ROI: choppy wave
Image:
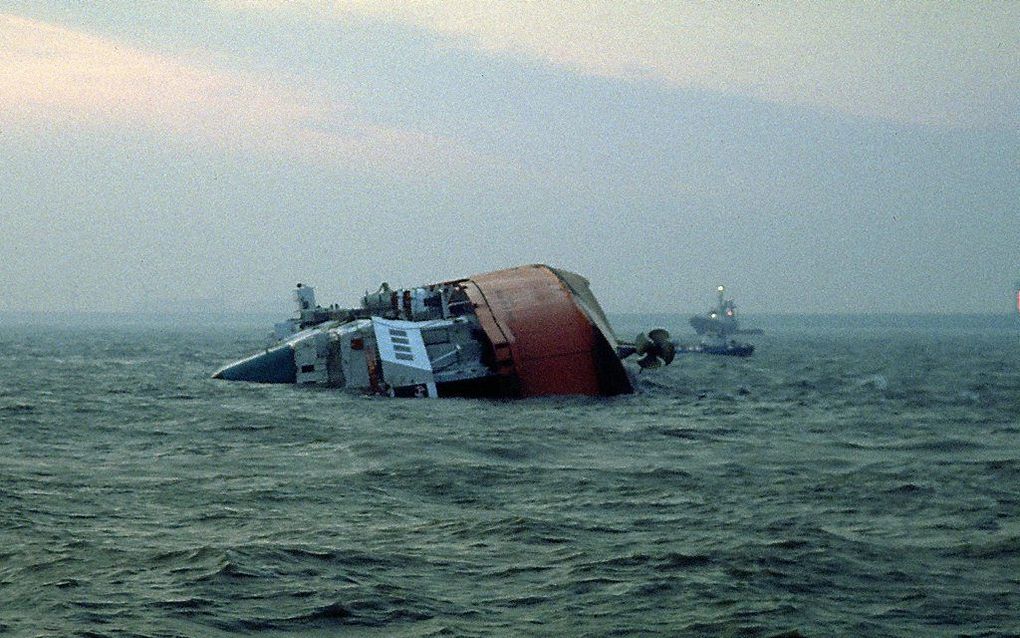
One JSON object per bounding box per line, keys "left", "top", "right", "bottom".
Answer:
{"left": 1, "top": 317, "right": 1018, "bottom": 636}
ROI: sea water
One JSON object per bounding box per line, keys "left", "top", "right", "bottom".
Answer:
{"left": 2, "top": 313, "right": 1018, "bottom": 637}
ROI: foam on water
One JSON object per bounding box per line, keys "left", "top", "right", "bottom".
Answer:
{"left": 1, "top": 315, "right": 1019, "bottom": 637}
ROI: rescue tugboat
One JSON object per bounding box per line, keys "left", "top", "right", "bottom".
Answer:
{"left": 213, "top": 264, "right": 674, "bottom": 398}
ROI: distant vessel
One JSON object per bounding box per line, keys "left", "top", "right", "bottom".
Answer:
{"left": 680, "top": 285, "right": 757, "bottom": 357}
{"left": 677, "top": 338, "right": 754, "bottom": 357}
{"left": 689, "top": 285, "right": 760, "bottom": 336}
{"left": 212, "top": 264, "right": 675, "bottom": 398}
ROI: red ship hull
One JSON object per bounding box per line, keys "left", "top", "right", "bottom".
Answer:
{"left": 462, "top": 264, "right": 632, "bottom": 397}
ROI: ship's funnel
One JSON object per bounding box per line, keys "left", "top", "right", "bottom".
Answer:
{"left": 635, "top": 329, "right": 675, "bottom": 369}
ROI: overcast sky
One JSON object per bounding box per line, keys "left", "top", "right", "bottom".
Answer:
{"left": 2, "top": 2, "right": 1017, "bottom": 314}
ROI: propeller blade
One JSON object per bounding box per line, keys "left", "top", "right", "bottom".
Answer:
{"left": 634, "top": 328, "right": 674, "bottom": 369}
{"left": 647, "top": 328, "right": 670, "bottom": 343}
{"left": 659, "top": 340, "right": 676, "bottom": 366}
{"left": 649, "top": 329, "right": 675, "bottom": 365}
{"left": 636, "top": 353, "right": 663, "bottom": 369}
{"left": 635, "top": 331, "right": 651, "bottom": 354}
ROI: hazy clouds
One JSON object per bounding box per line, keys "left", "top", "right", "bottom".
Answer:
{"left": 2, "top": 2, "right": 1017, "bottom": 314}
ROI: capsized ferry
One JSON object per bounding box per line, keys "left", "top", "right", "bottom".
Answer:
{"left": 213, "top": 264, "right": 674, "bottom": 398}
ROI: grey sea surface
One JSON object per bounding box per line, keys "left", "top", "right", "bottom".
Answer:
{"left": 2, "top": 313, "right": 1019, "bottom": 637}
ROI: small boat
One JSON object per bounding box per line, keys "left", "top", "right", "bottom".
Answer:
{"left": 678, "top": 338, "right": 754, "bottom": 357}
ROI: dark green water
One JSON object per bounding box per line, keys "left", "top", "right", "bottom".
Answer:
{"left": 2, "top": 315, "right": 1019, "bottom": 637}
